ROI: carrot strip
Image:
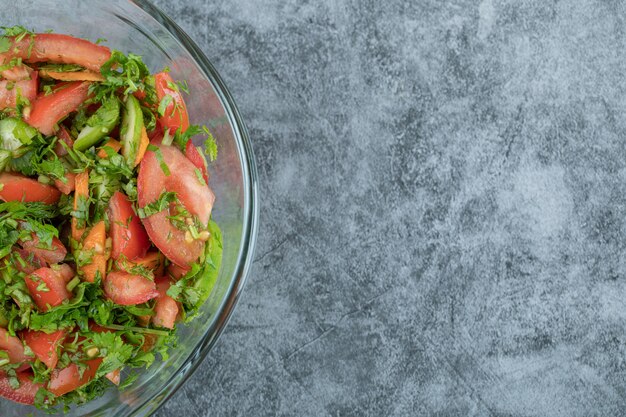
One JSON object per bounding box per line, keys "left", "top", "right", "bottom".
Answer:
{"left": 80, "top": 221, "right": 108, "bottom": 283}
{"left": 39, "top": 69, "right": 105, "bottom": 82}
{"left": 97, "top": 138, "right": 122, "bottom": 158}
{"left": 71, "top": 171, "right": 89, "bottom": 241}
{"left": 133, "top": 127, "right": 150, "bottom": 167}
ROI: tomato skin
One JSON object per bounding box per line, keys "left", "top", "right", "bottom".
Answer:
{"left": 26, "top": 81, "right": 91, "bottom": 136}
{"left": 167, "top": 263, "right": 189, "bottom": 280}
{"left": 48, "top": 358, "right": 102, "bottom": 397}
{"left": 185, "top": 140, "right": 209, "bottom": 184}
{"left": 138, "top": 144, "right": 215, "bottom": 267}
{"left": 0, "top": 371, "right": 42, "bottom": 405}
{"left": 0, "top": 328, "right": 28, "bottom": 365}
{"left": 154, "top": 72, "right": 189, "bottom": 134}
{"left": 12, "top": 248, "right": 45, "bottom": 274}
{"left": 24, "top": 267, "right": 70, "bottom": 312}
{"left": 20, "top": 234, "right": 67, "bottom": 265}
{"left": 0, "top": 173, "right": 61, "bottom": 204}
{"left": 0, "top": 34, "right": 111, "bottom": 73}
{"left": 1, "top": 64, "right": 33, "bottom": 81}
{"left": 152, "top": 277, "right": 179, "bottom": 329}
{"left": 0, "top": 72, "right": 38, "bottom": 110}
{"left": 103, "top": 271, "right": 159, "bottom": 305}
{"left": 54, "top": 263, "right": 75, "bottom": 283}
{"left": 108, "top": 192, "right": 150, "bottom": 260}
{"left": 21, "top": 329, "right": 65, "bottom": 370}
{"left": 54, "top": 172, "right": 76, "bottom": 195}
{"left": 54, "top": 126, "right": 74, "bottom": 157}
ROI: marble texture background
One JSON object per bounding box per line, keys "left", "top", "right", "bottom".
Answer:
{"left": 152, "top": 0, "right": 626, "bottom": 415}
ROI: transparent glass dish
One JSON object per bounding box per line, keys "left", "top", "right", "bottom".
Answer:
{"left": 0, "top": 1, "right": 258, "bottom": 415}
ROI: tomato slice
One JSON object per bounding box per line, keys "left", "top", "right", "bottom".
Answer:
{"left": 0, "top": 173, "right": 61, "bottom": 204}
{"left": 12, "top": 248, "right": 45, "bottom": 274}
{"left": 167, "top": 263, "right": 189, "bottom": 280}
{"left": 21, "top": 329, "right": 65, "bottom": 370}
{"left": 24, "top": 267, "right": 70, "bottom": 312}
{"left": 0, "top": 72, "right": 38, "bottom": 110}
{"left": 154, "top": 72, "right": 189, "bottom": 134}
{"left": 26, "top": 81, "right": 91, "bottom": 136}
{"left": 103, "top": 271, "right": 158, "bottom": 305}
{"left": 54, "top": 172, "right": 76, "bottom": 195}
{"left": 53, "top": 263, "right": 75, "bottom": 283}
{"left": 108, "top": 191, "right": 150, "bottom": 260}
{"left": 0, "top": 328, "right": 28, "bottom": 365}
{"left": 0, "top": 371, "right": 43, "bottom": 405}
{"left": 53, "top": 125, "right": 74, "bottom": 156}
{"left": 185, "top": 140, "right": 209, "bottom": 184}
{"left": 48, "top": 358, "right": 102, "bottom": 397}
{"left": 20, "top": 234, "right": 67, "bottom": 265}
{"left": 1, "top": 64, "right": 33, "bottom": 81}
{"left": 79, "top": 221, "right": 108, "bottom": 283}
{"left": 137, "top": 144, "right": 215, "bottom": 267}
{"left": 152, "top": 277, "right": 179, "bottom": 329}
{"left": 0, "top": 34, "right": 111, "bottom": 73}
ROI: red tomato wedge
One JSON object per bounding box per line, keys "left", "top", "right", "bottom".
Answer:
{"left": 53, "top": 263, "right": 75, "bottom": 283}
{"left": 167, "top": 263, "right": 189, "bottom": 280}
{"left": 152, "top": 277, "right": 179, "bottom": 329}
{"left": 20, "top": 234, "right": 67, "bottom": 265}
{"left": 26, "top": 81, "right": 91, "bottom": 135}
{"left": 106, "top": 369, "right": 121, "bottom": 385}
{"left": 86, "top": 324, "right": 122, "bottom": 385}
{"left": 54, "top": 126, "right": 74, "bottom": 157}
{"left": 103, "top": 271, "right": 158, "bottom": 306}
{"left": 0, "top": 72, "right": 37, "bottom": 110}
{"left": 48, "top": 358, "right": 102, "bottom": 397}
{"left": 154, "top": 72, "right": 189, "bottom": 134}
{"left": 185, "top": 140, "right": 209, "bottom": 184}
{"left": 12, "top": 248, "right": 44, "bottom": 274}
{"left": 1, "top": 64, "right": 33, "bottom": 81}
{"left": 21, "top": 329, "right": 65, "bottom": 369}
{"left": 108, "top": 191, "right": 150, "bottom": 260}
{"left": 0, "top": 328, "right": 29, "bottom": 365}
{"left": 80, "top": 221, "right": 108, "bottom": 283}
{"left": 0, "top": 34, "right": 111, "bottom": 73}
{"left": 0, "top": 173, "right": 61, "bottom": 204}
{"left": 54, "top": 172, "right": 77, "bottom": 195}
{"left": 0, "top": 371, "right": 43, "bottom": 405}
{"left": 138, "top": 144, "right": 215, "bottom": 267}
{"left": 24, "top": 267, "right": 70, "bottom": 312}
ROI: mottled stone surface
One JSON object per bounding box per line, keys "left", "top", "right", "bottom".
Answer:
{"left": 152, "top": 0, "right": 626, "bottom": 416}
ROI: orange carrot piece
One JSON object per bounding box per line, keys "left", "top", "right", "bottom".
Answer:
{"left": 71, "top": 171, "right": 89, "bottom": 241}
{"left": 39, "top": 69, "right": 105, "bottom": 82}
{"left": 97, "top": 138, "right": 122, "bottom": 158}
{"left": 80, "top": 221, "right": 108, "bottom": 283}
{"left": 133, "top": 127, "right": 149, "bottom": 167}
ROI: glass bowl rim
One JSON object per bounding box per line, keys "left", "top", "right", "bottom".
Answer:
{"left": 125, "top": 0, "right": 259, "bottom": 415}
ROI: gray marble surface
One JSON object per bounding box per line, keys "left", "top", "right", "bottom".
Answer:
{"left": 152, "top": 0, "right": 626, "bottom": 416}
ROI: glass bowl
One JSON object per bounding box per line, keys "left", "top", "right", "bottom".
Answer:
{"left": 0, "top": 1, "right": 258, "bottom": 415}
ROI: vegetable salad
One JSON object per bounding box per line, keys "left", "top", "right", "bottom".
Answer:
{"left": 0, "top": 26, "right": 222, "bottom": 410}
